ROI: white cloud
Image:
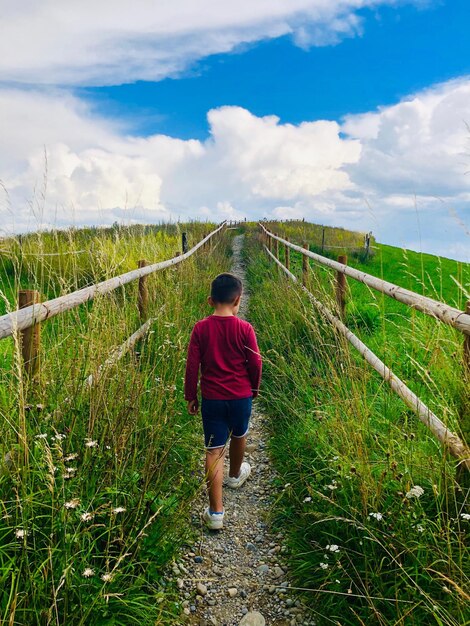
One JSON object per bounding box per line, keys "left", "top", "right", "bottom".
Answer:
{"left": 1, "top": 76, "right": 469, "bottom": 262}
{"left": 0, "top": 0, "right": 421, "bottom": 86}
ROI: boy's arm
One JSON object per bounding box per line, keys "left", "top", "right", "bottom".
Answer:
{"left": 184, "top": 325, "right": 201, "bottom": 403}
{"left": 245, "top": 325, "right": 262, "bottom": 398}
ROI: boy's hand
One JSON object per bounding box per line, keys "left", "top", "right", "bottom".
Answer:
{"left": 187, "top": 400, "right": 199, "bottom": 415}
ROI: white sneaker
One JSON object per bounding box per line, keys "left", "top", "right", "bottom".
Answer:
{"left": 226, "top": 462, "right": 251, "bottom": 489}
{"left": 203, "top": 507, "right": 224, "bottom": 530}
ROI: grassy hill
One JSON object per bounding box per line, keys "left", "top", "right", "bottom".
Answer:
{"left": 0, "top": 219, "right": 468, "bottom": 625}
{"left": 248, "top": 221, "right": 469, "bottom": 626}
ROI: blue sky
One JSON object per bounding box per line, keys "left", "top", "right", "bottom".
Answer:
{"left": 84, "top": 1, "right": 470, "bottom": 139}
{"left": 0, "top": 0, "right": 469, "bottom": 261}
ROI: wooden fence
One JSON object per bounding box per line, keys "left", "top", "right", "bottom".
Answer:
{"left": 259, "top": 223, "right": 470, "bottom": 470}
{"left": 1, "top": 222, "right": 227, "bottom": 375}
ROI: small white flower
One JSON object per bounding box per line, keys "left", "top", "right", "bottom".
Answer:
{"left": 283, "top": 483, "right": 291, "bottom": 489}
{"left": 82, "top": 568, "right": 95, "bottom": 578}
{"left": 327, "top": 483, "right": 338, "bottom": 491}
{"left": 65, "top": 467, "right": 77, "bottom": 474}
{"left": 85, "top": 440, "right": 98, "bottom": 448}
{"left": 64, "top": 498, "right": 80, "bottom": 510}
{"left": 64, "top": 453, "right": 78, "bottom": 462}
{"left": 35, "top": 433, "right": 48, "bottom": 440}
{"left": 460, "top": 513, "right": 470, "bottom": 521}
{"left": 15, "top": 528, "right": 26, "bottom": 539}
{"left": 416, "top": 525, "right": 424, "bottom": 533}
{"left": 54, "top": 433, "right": 66, "bottom": 441}
{"left": 113, "top": 507, "right": 126, "bottom": 514}
{"left": 319, "top": 562, "right": 329, "bottom": 570}
{"left": 101, "top": 573, "right": 114, "bottom": 582}
{"left": 405, "top": 485, "right": 424, "bottom": 499}
{"left": 303, "top": 496, "right": 312, "bottom": 503}
{"left": 326, "top": 544, "right": 340, "bottom": 553}
{"left": 369, "top": 512, "right": 383, "bottom": 521}
{"left": 81, "top": 512, "right": 94, "bottom": 522}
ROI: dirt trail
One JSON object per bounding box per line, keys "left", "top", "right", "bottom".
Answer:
{"left": 174, "top": 234, "right": 314, "bottom": 626}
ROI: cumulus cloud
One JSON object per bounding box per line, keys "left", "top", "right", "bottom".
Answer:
{"left": 342, "top": 78, "right": 470, "bottom": 196}
{"left": 0, "top": 0, "right": 422, "bottom": 86}
{"left": 0, "top": 88, "right": 361, "bottom": 233}
{"left": 1, "top": 76, "right": 469, "bottom": 261}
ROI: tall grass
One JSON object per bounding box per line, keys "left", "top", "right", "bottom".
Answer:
{"left": 246, "top": 230, "right": 469, "bottom": 626}
{"left": 0, "top": 222, "right": 230, "bottom": 624}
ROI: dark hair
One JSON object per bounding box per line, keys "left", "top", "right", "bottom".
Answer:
{"left": 210, "top": 273, "right": 243, "bottom": 304}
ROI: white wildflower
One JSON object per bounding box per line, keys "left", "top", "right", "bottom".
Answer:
{"left": 81, "top": 512, "right": 95, "bottom": 522}
{"left": 303, "top": 496, "right": 312, "bottom": 503}
{"left": 64, "top": 453, "right": 78, "bottom": 462}
{"left": 416, "top": 525, "right": 424, "bottom": 533}
{"left": 101, "top": 573, "right": 114, "bottom": 582}
{"left": 15, "top": 528, "right": 26, "bottom": 539}
{"left": 35, "top": 433, "right": 48, "bottom": 440}
{"left": 113, "top": 507, "right": 126, "bottom": 514}
{"left": 327, "top": 483, "right": 338, "bottom": 491}
{"left": 319, "top": 562, "right": 329, "bottom": 570}
{"left": 65, "top": 467, "right": 77, "bottom": 475}
{"left": 369, "top": 512, "right": 383, "bottom": 521}
{"left": 64, "top": 498, "right": 80, "bottom": 510}
{"left": 460, "top": 513, "right": 470, "bottom": 521}
{"left": 326, "top": 544, "right": 340, "bottom": 553}
{"left": 82, "top": 568, "right": 95, "bottom": 578}
{"left": 85, "top": 440, "right": 98, "bottom": 448}
{"left": 54, "top": 433, "right": 66, "bottom": 441}
{"left": 405, "top": 485, "right": 424, "bottom": 499}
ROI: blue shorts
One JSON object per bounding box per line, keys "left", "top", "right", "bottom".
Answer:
{"left": 201, "top": 397, "right": 252, "bottom": 449}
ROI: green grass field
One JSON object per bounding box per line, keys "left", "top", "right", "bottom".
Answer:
{"left": 0, "top": 220, "right": 468, "bottom": 625}
{"left": 248, "top": 222, "right": 469, "bottom": 625}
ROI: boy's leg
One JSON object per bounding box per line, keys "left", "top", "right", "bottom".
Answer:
{"left": 205, "top": 447, "right": 226, "bottom": 513}
{"left": 228, "top": 435, "right": 246, "bottom": 478}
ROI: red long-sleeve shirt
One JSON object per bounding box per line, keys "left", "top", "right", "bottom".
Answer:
{"left": 184, "top": 315, "right": 262, "bottom": 401}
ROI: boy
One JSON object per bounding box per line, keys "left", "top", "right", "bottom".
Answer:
{"left": 184, "top": 273, "right": 262, "bottom": 530}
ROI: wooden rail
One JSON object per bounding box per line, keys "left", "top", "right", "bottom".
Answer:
{"left": 263, "top": 244, "right": 470, "bottom": 470}
{"left": 0, "top": 222, "right": 226, "bottom": 340}
{"left": 259, "top": 224, "right": 470, "bottom": 336}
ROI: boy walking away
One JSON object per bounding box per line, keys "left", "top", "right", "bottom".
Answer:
{"left": 185, "top": 273, "right": 262, "bottom": 530}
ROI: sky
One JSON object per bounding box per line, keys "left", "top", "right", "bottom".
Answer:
{"left": 0, "top": 0, "right": 469, "bottom": 261}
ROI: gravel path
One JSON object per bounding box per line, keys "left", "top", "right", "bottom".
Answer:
{"left": 174, "top": 235, "right": 315, "bottom": 626}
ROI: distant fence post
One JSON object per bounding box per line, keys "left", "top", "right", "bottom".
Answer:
{"left": 285, "top": 237, "right": 290, "bottom": 271}
{"left": 274, "top": 235, "right": 279, "bottom": 259}
{"left": 336, "top": 255, "right": 347, "bottom": 318}
{"left": 18, "top": 289, "right": 41, "bottom": 377}
{"left": 321, "top": 228, "right": 325, "bottom": 254}
{"left": 182, "top": 232, "right": 188, "bottom": 254}
{"left": 364, "top": 232, "right": 372, "bottom": 260}
{"left": 137, "top": 260, "right": 149, "bottom": 321}
{"left": 267, "top": 232, "right": 272, "bottom": 252}
{"left": 302, "top": 241, "right": 309, "bottom": 286}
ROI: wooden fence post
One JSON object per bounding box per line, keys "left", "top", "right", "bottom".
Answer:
{"left": 274, "top": 236, "right": 279, "bottom": 259}
{"left": 182, "top": 232, "right": 188, "bottom": 254}
{"left": 285, "top": 237, "right": 290, "bottom": 271}
{"left": 18, "top": 289, "right": 41, "bottom": 377}
{"left": 302, "top": 241, "right": 309, "bottom": 286}
{"left": 268, "top": 232, "right": 272, "bottom": 252}
{"left": 137, "top": 260, "right": 148, "bottom": 321}
{"left": 336, "top": 255, "right": 347, "bottom": 318}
